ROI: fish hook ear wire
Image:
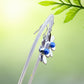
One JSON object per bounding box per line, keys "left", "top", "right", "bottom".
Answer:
{"left": 18, "top": 14, "right": 54, "bottom": 84}
{"left": 34, "top": 24, "right": 49, "bottom": 41}
{"left": 33, "top": 24, "right": 43, "bottom": 35}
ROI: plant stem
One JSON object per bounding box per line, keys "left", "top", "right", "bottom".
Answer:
{"left": 67, "top": 0, "right": 72, "bottom": 5}
{"left": 78, "top": 0, "right": 83, "bottom": 7}
{"left": 55, "top": 2, "right": 84, "bottom": 9}
{"left": 60, "top": 0, "right": 64, "bottom": 3}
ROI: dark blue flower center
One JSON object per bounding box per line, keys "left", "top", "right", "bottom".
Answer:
{"left": 43, "top": 48, "right": 50, "bottom": 55}
{"left": 50, "top": 42, "right": 55, "bottom": 48}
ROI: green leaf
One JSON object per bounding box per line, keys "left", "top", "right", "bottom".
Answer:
{"left": 51, "top": 4, "right": 62, "bottom": 10}
{"left": 73, "top": 0, "right": 80, "bottom": 6}
{"left": 64, "top": 7, "right": 80, "bottom": 23}
{"left": 54, "top": 5, "right": 70, "bottom": 15}
{"left": 39, "top": 1, "right": 57, "bottom": 6}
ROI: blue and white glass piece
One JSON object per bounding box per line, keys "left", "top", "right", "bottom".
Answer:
{"left": 39, "top": 35, "right": 56, "bottom": 64}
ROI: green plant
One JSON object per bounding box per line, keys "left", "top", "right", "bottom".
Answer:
{"left": 39, "top": 0, "right": 84, "bottom": 23}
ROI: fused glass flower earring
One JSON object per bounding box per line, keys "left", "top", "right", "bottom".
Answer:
{"left": 39, "top": 35, "right": 56, "bottom": 64}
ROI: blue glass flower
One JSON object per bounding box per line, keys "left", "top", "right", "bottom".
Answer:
{"left": 39, "top": 36, "right": 56, "bottom": 64}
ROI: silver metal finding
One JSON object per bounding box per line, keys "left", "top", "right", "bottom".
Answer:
{"left": 33, "top": 24, "right": 43, "bottom": 35}
{"left": 34, "top": 25, "right": 50, "bottom": 42}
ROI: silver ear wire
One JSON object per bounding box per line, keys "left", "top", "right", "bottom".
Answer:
{"left": 33, "top": 24, "right": 43, "bottom": 35}
{"left": 43, "top": 25, "right": 48, "bottom": 36}
{"left": 34, "top": 25, "right": 49, "bottom": 42}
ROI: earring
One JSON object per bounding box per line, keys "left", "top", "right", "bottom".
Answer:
{"left": 39, "top": 34, "right": 56, "bottom": 64}
{"left": 18, "top": 14, "right": 55, "bottom": 84}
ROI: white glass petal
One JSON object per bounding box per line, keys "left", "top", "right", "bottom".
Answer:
{"left": 46, "top": 53, "right": 50, "bottom": 58}
{"left": 43, "top": 55, "right": 47, "bottom": 64}
{"left": 39, "top": 54, "right": 41, "bottom": 61}
{"left": 51, "top": 47, "right": 56, "bottom": 51}
{"left": 40, "top": 47, "right": 45, "bottom": 51}
{"left": 51, "top": 36, "right": 55, "bottom": 42}
{"left": 50, "top": 49, "right": 53, "bottom": 57}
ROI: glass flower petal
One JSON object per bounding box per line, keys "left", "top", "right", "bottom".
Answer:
{"left": 51, "top": 47, "right": 56, "bottom": 51}
{"left": 50, "top": 36, "right": 55, "bottom": 42}
{"left": 43, "top": 55, "right": 47, "bottom": 64}
{"left": 50, "top": 49, "right": 53, "bottom": 57}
